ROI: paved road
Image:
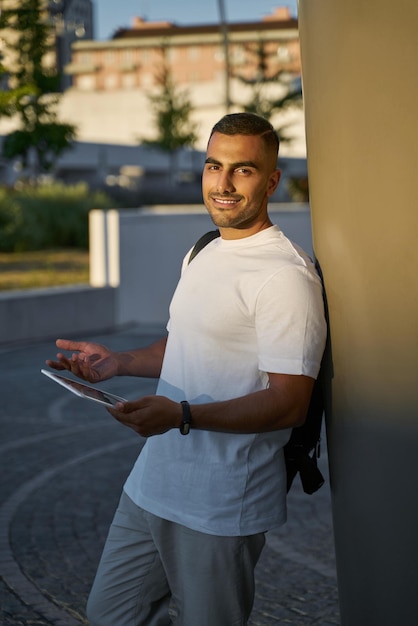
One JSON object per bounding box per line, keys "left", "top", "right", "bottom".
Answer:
{"left": 0, "top": 325, "right": 340, "bottom": 625}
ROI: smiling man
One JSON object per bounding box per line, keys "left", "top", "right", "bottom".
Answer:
{"left": 46, "top": 113, "right": 327, "bottom": 626}
{"left": 203, "top": 115, "right": 281, "bottom": 235}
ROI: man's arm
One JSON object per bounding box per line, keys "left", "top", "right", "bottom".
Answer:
{"left": 108, "top": 372, "right": 314, "bottom": 437}
{"left": 46, "top": 337, "right": 167, "bottom": 383}
{"left": 192, "top": 372, "right": 314, "bottom": 432}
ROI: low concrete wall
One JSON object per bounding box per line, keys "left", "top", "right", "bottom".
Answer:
{"left": 0, "top": 203, "right": 312, "bottom": 345}
{"left": 0, "top": 285, "right": 116, "bottom": 345}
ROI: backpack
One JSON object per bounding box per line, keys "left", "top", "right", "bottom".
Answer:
{"left": 188, "top": 229, "right": 328, "bottom": 495}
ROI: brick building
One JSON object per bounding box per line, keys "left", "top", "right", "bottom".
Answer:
{"left": 59, "top": 7, "right": 306, "bottom": 154}
{"left": 66, "top": 7, "right": 300, "bottom": 93}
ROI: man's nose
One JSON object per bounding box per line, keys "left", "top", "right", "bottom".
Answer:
{"left": 216, "top": 170, "right": 235, "bottom": 193}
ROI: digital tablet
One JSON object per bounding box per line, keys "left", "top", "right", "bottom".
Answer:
{"left": 41, "top": 368, "right": 126, "bottom": 407}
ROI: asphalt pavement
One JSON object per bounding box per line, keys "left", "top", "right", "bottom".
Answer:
{"left": 0, "top": 324, "right": 340, "bottom": 625}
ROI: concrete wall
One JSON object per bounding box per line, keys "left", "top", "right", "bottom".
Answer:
{"left": 0, "top": 204, "right": 312, "bottom": 345}
{"left": 299, "top": 1, "right": 418, "bottom": 624}
{"left": 0, "top": 286, "right": 116, "bottom": 345}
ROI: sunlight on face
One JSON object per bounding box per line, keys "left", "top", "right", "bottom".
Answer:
{"left": 202, "top": 133, "right": 281, "bottom": 237}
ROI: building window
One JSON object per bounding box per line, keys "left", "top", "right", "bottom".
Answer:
{"left": 142, "top": 49, "right": 151, "bottom": 63}
{"left": 277, "top": 46, "right": 290, "bottom": 61}
{"left": 123, "top": 49, "right": 133, "bottom": 62}
{"left": 78, "top": 74, "right": 95, "bottom": 90}
{"left": 166, "top": 47, "right": 177, "bottom": 61}
{"left": 188, "top": 46, "right": 200, "bottom": 60}
{"left": 104, "top": 74, "right": 118, "bottom": 89}
{"left": 122, "top": 73, "right": 136, "bottom": 89}
{"left": 106, "top": 50, "right": 116, "bottom": 64}
{"left": 231, "top": 45, "right": 246, "bottom": 66}
{"left": 80, "top": 52, "right": 92, "bottom": 65}
{"left": 141, "top": 72, "right": 153, "bottom": 87}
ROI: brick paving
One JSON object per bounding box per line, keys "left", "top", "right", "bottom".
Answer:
{"left": 0, "top": 326, "right": 340, "bottom": 625}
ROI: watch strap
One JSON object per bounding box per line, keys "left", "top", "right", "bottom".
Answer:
{"left": 180, "top": 400, "right": 192, "bottom": 435}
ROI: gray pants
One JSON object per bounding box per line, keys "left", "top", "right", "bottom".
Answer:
{"left": 86, "top": 491, "right": 265, "bottom": 626}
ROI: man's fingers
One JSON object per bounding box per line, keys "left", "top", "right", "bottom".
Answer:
{"left": 45, "top": 359, "right": 66, "bottom": 371}
{"left": 56, "top": 339, "right": 87, "bottom": 352}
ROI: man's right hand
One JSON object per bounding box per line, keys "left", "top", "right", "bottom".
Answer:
{"left": 46, "top": 339, "right": 119, "bottom": 383}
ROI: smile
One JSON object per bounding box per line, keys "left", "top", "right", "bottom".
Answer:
{"left": 210, "top": 196, "right": 241, "bottom": 206}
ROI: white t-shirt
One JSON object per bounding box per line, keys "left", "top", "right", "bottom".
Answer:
{"left": 124, "top": 225, "right": 327, "bottom": 536}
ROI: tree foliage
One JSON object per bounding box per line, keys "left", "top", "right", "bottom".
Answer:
{"left": 142, "top": 51, "right": 197, "bottom": 153}
{"left": 0, "top": 181, "right": 113, "bottom": 252}
{"left": 233, "top": 41, "right": 302, "bottom": 142}
{"left": 0, "top": 0, "right": 76, "bottom": 173}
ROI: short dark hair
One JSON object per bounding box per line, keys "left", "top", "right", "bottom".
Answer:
{"left": 209, "top": 112, "right": 280, "bottom": 155}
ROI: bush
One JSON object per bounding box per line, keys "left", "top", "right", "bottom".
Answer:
{"left": 0, "top": 182, "right": 114, "bottom": 252}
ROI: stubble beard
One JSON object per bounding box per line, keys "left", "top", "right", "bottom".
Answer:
{"left": 206, "top": 194, "right": 267, "bottom": 230}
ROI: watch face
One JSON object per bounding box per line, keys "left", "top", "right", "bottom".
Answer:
{"left": 180, "top": 422, "right": 191, "bottom": 435}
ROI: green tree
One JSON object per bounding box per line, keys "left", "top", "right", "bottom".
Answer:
{"left": 142, "top": 50, "right": 197, "bottom": 164}
{"left": 0, "top": 0, "right": 76, "bottom": 174}
{"left": 233, "top": 41, "right": 302, "bottom": 143}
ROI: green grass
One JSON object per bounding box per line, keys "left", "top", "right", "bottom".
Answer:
{"left": 0, "top": 249, "right": 89, "bottom": 291}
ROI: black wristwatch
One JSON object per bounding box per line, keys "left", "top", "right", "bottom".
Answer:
{"left": 180, "top": 400, "right": 192, "bottom": 435}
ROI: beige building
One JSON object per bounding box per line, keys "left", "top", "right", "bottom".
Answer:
{"left": 59, "top": 7, "right": 306, "bottom": 154}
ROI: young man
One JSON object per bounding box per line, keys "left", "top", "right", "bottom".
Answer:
{"left": 47, "top": 113, "right": 327, "bottom": 626}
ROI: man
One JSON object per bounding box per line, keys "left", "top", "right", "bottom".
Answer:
{"left": 47, "top": 113, "right": 327, "bottom": 626}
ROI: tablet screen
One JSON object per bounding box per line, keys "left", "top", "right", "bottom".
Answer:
{"left": 41, "top": 369, "right": 126, "bottom": 407}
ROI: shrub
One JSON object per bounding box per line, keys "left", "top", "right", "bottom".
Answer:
{"left": 0, "top": 182, "right": 114, "bottom": 252}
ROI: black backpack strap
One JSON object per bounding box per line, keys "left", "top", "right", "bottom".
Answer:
{"left": 188, "top": 230, "right": 220, "bottom": 264}
{"left": 283, "top": 258, "right": 330, "bottom": 494}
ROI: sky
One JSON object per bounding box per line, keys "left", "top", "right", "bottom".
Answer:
{"left": 95, "top": 1, "right": 299, "bottom": 40}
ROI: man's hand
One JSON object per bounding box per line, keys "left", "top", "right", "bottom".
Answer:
{"left": 108, "top": 396, "right": 182, "bottom": 438}
{"left": 46, "top": 339, "right": 119, "bottom": 383}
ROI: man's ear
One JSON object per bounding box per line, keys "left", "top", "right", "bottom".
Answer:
{"left": 267, "top": 169, "right": 281, "bottom": 197}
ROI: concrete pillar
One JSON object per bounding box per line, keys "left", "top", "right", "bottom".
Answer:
{"left": 298, "top": 1, "right": 418, "bottom": 624}
{"left": 89, "top": 209, "right": 120, "bottom": 287}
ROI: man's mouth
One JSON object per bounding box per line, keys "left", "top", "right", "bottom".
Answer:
{"left": 210, "top": 195, "right": 241, "bottom": 207}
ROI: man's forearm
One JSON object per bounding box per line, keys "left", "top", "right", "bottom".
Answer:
{"left": 115, "top": 337, "right": 167, "bottom": 379}
{"left": 189, "top": 391, "right": 302, "bottom": 433}
{"left": 109, "top": 372, "right": 314, "bottom": 438}
{"left": 186, "top": 374, "right": 314, "bottom": 434}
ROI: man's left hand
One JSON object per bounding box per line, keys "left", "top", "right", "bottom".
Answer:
{"left": 108, "top": 395, "right": 182, "bottom": 437}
